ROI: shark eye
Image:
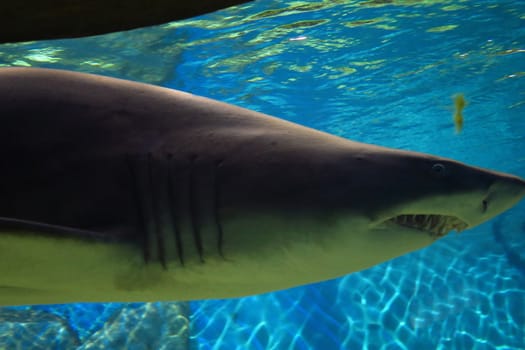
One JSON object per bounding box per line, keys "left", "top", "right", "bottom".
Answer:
{"left": 431, "top": 163, "right": 447, "bottom": 176}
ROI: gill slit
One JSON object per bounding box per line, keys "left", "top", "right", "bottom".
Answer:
{"left": 167, "top": 154, "right": 185, "bottom": 266}
{"left": 213, "top": 160, "right": 225, "bottom": 258}
{"left": 189, "top": 156, "right": 205, "bottom": 263}
{"left": 147, "top": 153, "right": 167, "bottom": 269}
{"left": 126, "top": 155, "right": 150, "bottom": 264}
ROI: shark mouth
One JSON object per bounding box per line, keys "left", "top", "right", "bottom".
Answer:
{"left": 387, "top": 214, "right": 469, "bottom": 237}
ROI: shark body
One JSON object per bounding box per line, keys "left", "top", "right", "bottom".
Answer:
{"left": 0, "top": 0, "right": 252, "bottom": 43}
{"left": 1, "top": 68, "right": 524, "bottom": 306}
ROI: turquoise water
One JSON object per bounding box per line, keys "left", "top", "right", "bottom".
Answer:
{"left": 1, "top": 0, "right": 524, "bottom": 349}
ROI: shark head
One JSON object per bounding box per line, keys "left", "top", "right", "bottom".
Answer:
{"left": 340, "top": 147, "right": 525, "bottom": 237}
{"left": 212, "top": 132, "right": 525, "bottom": 292}
{"left": 218, "top": 132, "right": 525, "bottom": 244}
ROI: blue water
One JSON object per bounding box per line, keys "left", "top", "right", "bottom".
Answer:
{"left": 1, "top": 0, "right": 524, "bottom": 349}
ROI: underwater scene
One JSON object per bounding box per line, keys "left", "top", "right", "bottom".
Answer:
{"left": 1, "top": 0, "right": 524, "bottom": 349}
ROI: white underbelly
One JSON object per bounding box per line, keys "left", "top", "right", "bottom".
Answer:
{"left": 0, "top": 219, "right": 434, "bottom": 306}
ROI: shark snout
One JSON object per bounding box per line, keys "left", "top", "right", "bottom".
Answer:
{"left": 459, "top": 172, "right": 525, "bottom": 230}
{"left": 483, "top": 174, "right": 525, "bottom": 216}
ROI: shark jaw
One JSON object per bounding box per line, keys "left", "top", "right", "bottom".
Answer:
{"left": 376, "top": 172, "right": 525, "bottom": 239}
{"left": 385, "top": 214, "right": 468, "bottom": 237}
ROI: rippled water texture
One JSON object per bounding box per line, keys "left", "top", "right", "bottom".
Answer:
{"left": 1, "top": 0, "right": 524, "bottom": 349}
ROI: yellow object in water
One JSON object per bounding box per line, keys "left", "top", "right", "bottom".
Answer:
{"left": 453, "top": 93, "right": 466, "bottom": 133}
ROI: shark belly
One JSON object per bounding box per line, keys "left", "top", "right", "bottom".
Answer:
{"left": 0, "top": 213, "right": 433, "bottom": 306}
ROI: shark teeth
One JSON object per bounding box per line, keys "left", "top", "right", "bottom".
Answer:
{"left": 387, "top": 214, "right": 468, "bottom": 237}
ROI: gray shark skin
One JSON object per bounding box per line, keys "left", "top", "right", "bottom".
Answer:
{"left": 0, "top": 0, "right": 252, "bottom": 43}
{"left": 1, "top": 67, "right": 524, "bottom": 306}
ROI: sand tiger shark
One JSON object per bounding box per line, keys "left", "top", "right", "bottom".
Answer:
{"left": 1, "top": 67, "right": 524, "bottom": 306}
{"left": 0, "top": 0, "right": 252, "bottom": 43}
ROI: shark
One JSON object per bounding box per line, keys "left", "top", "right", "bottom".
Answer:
{"left": 1, "top": 67, "right": 524, "bottom": 306}
{"left": 0, "top": 0, "right": 252, "bottom": 43}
